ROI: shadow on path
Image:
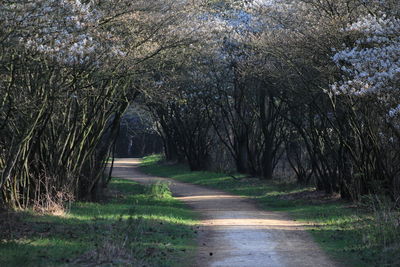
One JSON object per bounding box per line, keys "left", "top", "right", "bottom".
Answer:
{"left": 111, "top": 158, "right": 338, "bottom": 267}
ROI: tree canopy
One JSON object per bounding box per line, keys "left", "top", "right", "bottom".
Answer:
{"left": 1, "top": 0, "right": 399, "bottom": 208}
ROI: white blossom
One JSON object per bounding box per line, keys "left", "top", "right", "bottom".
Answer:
{"left": 331, "top": 13, "right": 400, "bottom": 117}
{"left": 1, "top": 0, "right": 124, "bottom": 66}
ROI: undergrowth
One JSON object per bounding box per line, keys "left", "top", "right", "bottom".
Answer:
{"left": 147, "top": 181, "right": 173, "bottom": 199}
{"left": 0, "top": 177, "right": 197, "bottom": 267}
{"left": 140, "top": 154, "right": 400, "bottom": 267}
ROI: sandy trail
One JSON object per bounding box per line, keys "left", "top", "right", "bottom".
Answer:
{"left": 111, "top": 158, "right": 338, "bottom": 267}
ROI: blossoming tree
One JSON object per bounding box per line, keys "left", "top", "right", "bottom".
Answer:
{"left": 0, "top": 0, "right": 197, "bottom": 208}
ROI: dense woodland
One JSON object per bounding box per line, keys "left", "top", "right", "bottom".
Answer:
{"left": 1, "top": 0, "right": 400, "bottom": 209}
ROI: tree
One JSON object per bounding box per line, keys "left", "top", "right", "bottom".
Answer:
{"left": 0, "top": 0, "right": 198, "bottom": 208}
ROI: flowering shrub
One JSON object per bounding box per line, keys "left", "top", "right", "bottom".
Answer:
{"left": 1, "top": 0, "right": 108, "bottom": 65}
{"left": 0, "top": 0, "right": 195, "bottom": 209}
{"left": 332, "top": 14, "right": 400, "bottom": 117}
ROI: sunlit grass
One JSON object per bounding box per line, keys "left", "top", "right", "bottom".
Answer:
{"left": 0, "top": 177, "right": 198, "bottom": 267}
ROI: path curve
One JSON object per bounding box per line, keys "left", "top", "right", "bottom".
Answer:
{"left": 111, "top": 158, "right": 338, "bottom": 267}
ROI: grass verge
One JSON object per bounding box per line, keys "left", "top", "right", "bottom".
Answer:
{"left": 0, "top": 178, "right": 197, "bottom": 267}
{"left": 140, "top": 154, "right": 399, "bottom": 267}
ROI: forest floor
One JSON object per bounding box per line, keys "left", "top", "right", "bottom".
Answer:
{"left": 0, "top": 173, "right": 197, "bottom": 266}
{"left": 1, "top": 157, "right": 395, "bottom": 266}
{"left": 112, "top": 158, "right": 338, "bottom": 267}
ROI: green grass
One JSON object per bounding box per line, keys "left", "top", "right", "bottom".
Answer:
{"left": 0, "top": 178, "right": 198, "bottom": 267}
{"left": 140, "top": 155, "right": 386, "bottom": 267}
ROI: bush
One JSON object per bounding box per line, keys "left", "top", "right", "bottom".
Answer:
{"left": 360, "top": 195, "right": 400, "bottom": 266}
{"left": 146, "top": 182, "right": 172, "bottom": 199}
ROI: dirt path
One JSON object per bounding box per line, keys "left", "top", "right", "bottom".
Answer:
{"left": 111, "top": 158, "right": 338, "bottom": 267}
